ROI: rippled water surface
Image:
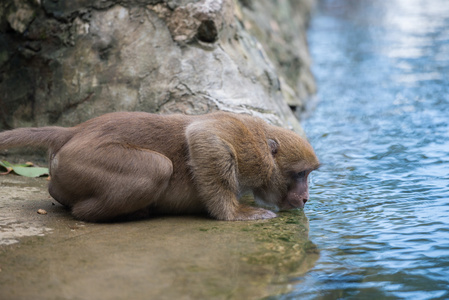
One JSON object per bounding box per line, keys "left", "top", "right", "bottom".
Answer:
{"left": 285, "top": 0, "right": 449, "bottom": 299}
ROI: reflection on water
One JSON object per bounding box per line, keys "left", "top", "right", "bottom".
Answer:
{"left": 285, "top": 0, "right": 449, "bottom": 298}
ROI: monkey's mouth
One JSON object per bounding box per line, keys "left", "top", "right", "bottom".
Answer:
{"left": 281, "top": 198, "right": 306, "bottom": 210}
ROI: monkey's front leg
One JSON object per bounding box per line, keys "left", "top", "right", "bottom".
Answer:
{"left": 186, "top": 126, "right": 276, "bottom": 221}
{"left": 196, "top": 186, "right": 276, "bottom": 221}
{"left": 195, "top": 169, "right": 277, "bottom": 221}
{"left": 231, "top": 200, "right": 277, "bottom": 221}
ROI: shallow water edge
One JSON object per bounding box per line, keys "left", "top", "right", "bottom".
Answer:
{"left": 0, "top": 176, "right": 318, "bottom": 300}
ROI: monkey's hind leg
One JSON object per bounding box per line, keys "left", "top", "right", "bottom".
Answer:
{"left": 53, "top": 144, "right": 173, "bottom": 222}
{"left": 186, "top": 125, "right": 276, "bottom": 221}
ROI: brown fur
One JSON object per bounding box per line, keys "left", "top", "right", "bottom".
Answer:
{"left": 0, "top": 112, "right": 319, "bottom": 222}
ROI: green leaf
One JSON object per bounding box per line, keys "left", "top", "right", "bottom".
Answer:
{"left": 10, "top": 166, "right": 49, "bottom": 177}
{"left": 0, "top": 161, "right": 13, "bottom": 175}
{"left": 0, "top": 160, "right": 49, "bottom": 177}
{"left": 0, "top": 160, "right": 12, "bottom": 168}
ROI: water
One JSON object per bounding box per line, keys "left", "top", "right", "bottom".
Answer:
{"left": 284, "top": 0, "right": 449, "bottom": 299}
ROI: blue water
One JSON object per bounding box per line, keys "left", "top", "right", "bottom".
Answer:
{"left": 285, "top": 0, "right": 449, "bottom": 299}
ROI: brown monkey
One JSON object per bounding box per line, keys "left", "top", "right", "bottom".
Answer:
{"left": 0, "top": 112, "right": 319, "bottom": 222}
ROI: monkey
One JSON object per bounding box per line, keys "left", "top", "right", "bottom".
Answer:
{"left": 0, "top": 112, "right": 320, "bottom": 222}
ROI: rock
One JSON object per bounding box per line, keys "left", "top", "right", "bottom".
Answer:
{"left": 0, "top": 0, "right": 316, "bottom": 136}
{"left": 238, "top": 0, "right": 317, "bottom": 110}
{"left": 37, "top": 208, "right": 47, "bottom": 215}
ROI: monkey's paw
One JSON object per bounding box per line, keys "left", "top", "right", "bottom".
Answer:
{"left": 232, "top": 206, "right": 277, "bottom": 221}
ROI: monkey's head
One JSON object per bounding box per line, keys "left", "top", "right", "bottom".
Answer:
{"left": 254, "top": 126, "right": 320, "bottom": 211}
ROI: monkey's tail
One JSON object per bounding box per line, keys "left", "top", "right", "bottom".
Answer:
{"left": 0, "top": 127, "right": 75, "bottom": 151}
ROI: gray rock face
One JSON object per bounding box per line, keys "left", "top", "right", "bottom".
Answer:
{"left": 0, "top": 0, "right": 315, "bottom": 134}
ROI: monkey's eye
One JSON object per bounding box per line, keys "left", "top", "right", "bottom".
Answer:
{"left": 293, "top": 171, "right": 307, "bottom": 180}
{"left": 297, "top": 171, "right": 307, "bottom": 177}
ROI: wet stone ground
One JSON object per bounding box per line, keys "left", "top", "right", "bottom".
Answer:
{"left": 0, "top": 176, "right": 318, "bottom": 300}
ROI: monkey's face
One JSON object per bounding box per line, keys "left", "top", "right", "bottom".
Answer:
{"left": 254, "top": 129, "right": 319, "bottom": 211}
{"left": 280, "top": 169, "right": 312, "bottom": 209}
{"left": 254, "top": 167, "right": 314, "bottom": 211}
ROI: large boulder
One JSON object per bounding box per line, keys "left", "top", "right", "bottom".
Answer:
{"left": 0, "top": 0, "right": 315, "bottom": 134}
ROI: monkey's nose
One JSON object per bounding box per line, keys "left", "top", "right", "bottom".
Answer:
{"left": 302, "top": 198, "right": 308, "bottom": 205}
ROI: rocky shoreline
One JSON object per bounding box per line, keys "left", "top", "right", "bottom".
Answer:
{"left": 0, "top": 0, "right": 316, "bottom": 134}
{"left": 0, "top": 1, "right": 319, "bottom": 298}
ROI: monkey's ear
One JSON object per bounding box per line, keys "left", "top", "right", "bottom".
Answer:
{"left": 267, "top": 139, "right": 279, "bottom": 156}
